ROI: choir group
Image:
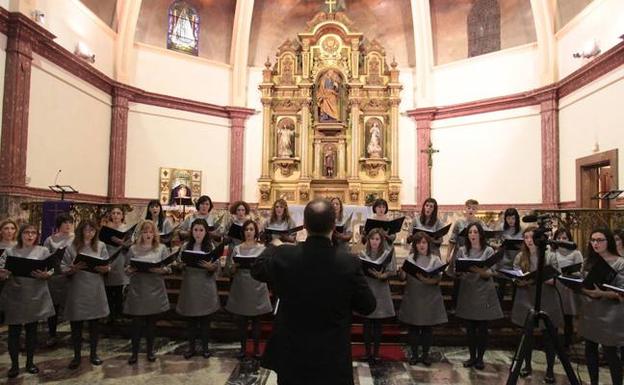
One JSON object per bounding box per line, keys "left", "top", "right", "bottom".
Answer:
{"left": 0, "top": 195, "right": 623, "bottom": 385}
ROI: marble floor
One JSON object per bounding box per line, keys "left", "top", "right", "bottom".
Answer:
{"left": 0, "top": 325, "right": 615, "bottom": 385}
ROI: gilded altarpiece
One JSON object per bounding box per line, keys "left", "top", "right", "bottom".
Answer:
{"left": 258, "top": 11, "right": 402, "bottom": 209}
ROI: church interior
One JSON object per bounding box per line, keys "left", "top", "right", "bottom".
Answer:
{"left": 0, "top": 0, "right": 623, "bottom": 384}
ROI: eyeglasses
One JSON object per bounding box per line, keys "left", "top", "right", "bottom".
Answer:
{"left": 590, "top": 238, "right": 607, "bottom": 243}
{"left": 23, "top": 230, "right": 38, "bottom": 235}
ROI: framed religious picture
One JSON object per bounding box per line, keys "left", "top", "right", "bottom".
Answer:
{"left": 159, "top": 168, "right": 202, "bottom": 206}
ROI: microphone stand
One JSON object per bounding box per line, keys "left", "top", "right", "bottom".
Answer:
{"left": 506, "top": 222, "right": 580, "bottom": 385}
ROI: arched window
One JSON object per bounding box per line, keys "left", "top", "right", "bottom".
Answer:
{"left": 167, "top": 1, "right": 200, "bottom": 56}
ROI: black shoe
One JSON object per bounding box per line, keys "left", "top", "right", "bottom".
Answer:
{"left": 253, "top": 352, "right": 262, "bottom": 360}
{"left": 68, "top": 357, "right": 81, "bottom": 370}
{"left": 544, "top": 373, "right": 555, "bottom": 384}
{"left": 147, "top": 352, "right": 156, "bottom": 362}
{"left": 421, "top": 354, "right": 432, "bottom": 367}
{"left": 201, "top": 350, "right": 212, "bottom": 359}
{"left": 128, "top": 354, "right": 138, "bottom": 365}
{"left": 473, "top": 360, "right": 485, "bottom": 370}
{"left": 520, "top": 366, "right": 532, "bottom": 377}
{"left": 235, "top": 349, "right": 246, "bottom": 359}
{"left": 370, "top": 355, "right": 382, "bottom": 365}
{"left": 26, "top": 364, "right": 39, "bottom": 374}
{"left": 463, "top": 358, "right": 477, "bottom": 368}
{"left": 408, "top": 355, "right": 420, "bottom": 366}
{"left": 46, "top": 336, "right": 58, "bottom": 348}
{"left": 7, "top": 366, "right": 19, "bottom": 378}
{"left": 90, "top": 355, "right": 103, "bottom": 366}
{"left": 183, "top": 350, "right": 196, "bottom": 360}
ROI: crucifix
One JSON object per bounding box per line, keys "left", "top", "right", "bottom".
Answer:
{"left": 325, "top": 0, "right": 337, "bottom": 13}
{"left": 420, "top": 142, "right": 439, "bottom": 192}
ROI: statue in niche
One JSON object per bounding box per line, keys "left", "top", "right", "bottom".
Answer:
{"left": 366, "top": 120, "right": 383, "bottom": 158}
{"left": 323, "top": 145, "right": 336, "bottom": 178}
{"left": 368, "top": 57, "right": 382, "bottom": 85}
{"left": 317, "top": 70, "right": 341, "bottom": 122}
{"left": 281, "top": 56, "right": 294, "bottom": 85}
{"left": 277, "top": 119, "right": 295, "bottom": 157}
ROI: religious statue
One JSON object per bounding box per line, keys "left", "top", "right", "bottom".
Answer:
{"left": 277, "top": 120, "right": 295, "bottom": 157}
{"left": 171, "top": 7, "right": 196, "bottom": 47}
{"left": 317, "top": 70, "right": 341, "bottom": 122}
{"left": 281, "top": 56, "right": 294, "bottom": 85}
{"left": 323, "top": 145, "right": 336, "bottom": 177}
{"left": 169, "top": 182, "right": 192, "bottom": 205}
{"left": 366, "top": 120, "right": 383, "bottom": 158}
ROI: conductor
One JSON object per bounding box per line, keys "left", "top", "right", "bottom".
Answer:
{"left": 252, "top": 198, "right": 376, "bottom": 385}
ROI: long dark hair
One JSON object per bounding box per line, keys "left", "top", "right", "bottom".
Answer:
{"left": 464, "top": 222, "right": 486, "bottom": 254}
{"left": 331, "top": 197, "right": 344, "bottom": 222}
{"left": 270, "top": 198, "right": 291, "bottom": 223}
{"left": 185, "top": 218, "right": 213, "bottom": 252}
{"left": 411, "top": 231, "right": 432, "bottom": 256}
{"left": 146, "top": 200, "right": 165, "bottom": 231}
{"left": 419, "top": 197, "right": 438, "bottom": 227}
{"left": 73, "top": 220, "right": 99, "bottom": 253}
{"left": 584, "top": 227, "right": 619, "bottom": 272}
{"left": 503, "top": 208, "right": 520, "bottom": 234}
{"left": 517, "top": 226, "right": 538, "bottom": 272}
{"left": 242, "top": 219, "right": 259, "bottom": 241}
{"left": 16, "top": 224, "right": 39, "bottom": 248}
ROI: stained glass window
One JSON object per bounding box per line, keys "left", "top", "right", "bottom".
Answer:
{"left": 167, "top": 1, "right": 200, "bottom": 56}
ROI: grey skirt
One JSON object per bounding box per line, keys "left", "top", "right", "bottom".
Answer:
{"left": 104, "top": 248, "right": 128, "bottom": 286}
{"left": 48, "top": 274, "right": 68, "bottom": 306}
{"left": 124, "top": 272, "right": 169, "bottom": 316}
{"left": 64, "top": 270, "right": 109, "bottom": 322}
{"left": 225, "top": 269, "right": 272, "bottom": 317}
{"left": 511, "top": 284, "right": 564, "bottom": 328}
{"left": 1, "top": 277, "right": 55, "bottom": 325}
{"left": 398, "top": 275, "right": 447, "bottom": 326}
{"left": 363, "top": 276, "right": 395, "bottom": 319}
{"left": 579, "top": 297, "right": 624, "bottom": 346}
{"left": 456, "top": 273, "right": 503, "bottom": 321}
{"left": 176, "top": 267, "right": 220, "bottom": 317}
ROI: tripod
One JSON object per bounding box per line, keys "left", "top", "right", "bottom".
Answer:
{"left": 506, "top": 224, "right": 580, "bottom": 385}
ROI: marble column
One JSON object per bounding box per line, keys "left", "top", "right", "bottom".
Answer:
{"left": 538, "top": 89, "right": 560, "bottom": 208}
{"left": 108, "top": 87, "right": 132, "bottom": 200}
{"left": 226, "top": 107, "right": 254, "bottom": 202}
{"left": 0, "top": 13, "right": 53, "bottom": 187}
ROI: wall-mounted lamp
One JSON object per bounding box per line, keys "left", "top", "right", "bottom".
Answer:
{"left": 572, "top": 39, "right": 601, "bottom": 59}
{"left": 32, "top": 10, "right": 45, "bottom": 25}
{"left": 74, "top": 41, "right": 95, "bottom": 64}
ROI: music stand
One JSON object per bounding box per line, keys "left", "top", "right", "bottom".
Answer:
{"left": 48, "top": 185, "right": 78, "bottom": 201}
{"left": 591, "top": 190, "right": 624, "bottom": 200}
{"left": 173, "top": 196, "right": 193, "bottom": 219}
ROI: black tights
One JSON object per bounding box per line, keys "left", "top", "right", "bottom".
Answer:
{"left": 522, "top": 328, "right": 557, "bottom": 376}
{"left": 130, "top": 315, "right": 157, "bottom": 356}
{"left": 466, "top": 320, "right": 488, "bottom": 362}
{"left": 408, "top": 326, "right": 432, "bottom": 358}
{"left": 363, "top": 319, "right": 383, "bottom": 357}
{"left": 105, "top": 285, "right": 124, "bottom": 322}
{"left": 585, "top": 340, "right": 622, "bottom": 385}
{"left": 70, "top": 320, "right": 100, "bottom": 359}
{"left": 47, "top": 305, "right": 60, "bottom": 337}
{"left": 237, "top": 316, "right": 261, "bottom": 354}
{"left": 8, "top": 323, "right": 38, "bottom": 368}
{"left": 186, "top": 316, "right": 211, "bottom": 352}
{"left": 563, "top": 315, "right": 575, "bottom": 348}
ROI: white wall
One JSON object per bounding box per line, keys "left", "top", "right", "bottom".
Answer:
{"left": 131, "top": 43, "right": 232, "bottom": 106}
{"left": 27, "top": 54, "right": 111, "bottom": 195}
{"left": 33, "top": 0, "right": 116, "bottom": 77}
{"left": 430, "top": 106, "right": 542, "bottom": 205}
{"left": 431, "top": 43, "right": 540, "bottom": 106}
{"left": 398, "top": 69, "right": 416, "bottom": 205}
{"left": 556, "top": 0, "right": 624, "bottom": 79}
{"left": 559, "top": 66, "right": 624, "bottom": 202}
{"left": 126, "top": 104, "right": 231, "bottom": 202}
{"left": 243, "top": 67, "right": 263, "bottom": 203}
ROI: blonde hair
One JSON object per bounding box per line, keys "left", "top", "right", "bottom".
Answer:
{"left": 135, "top": 220, "right": 161, "bottom": 250}
{"left": 516, "top": 225, "right": 538, "bottom": 272}
{"left": 0, "top": 219, "right": 18, "bottom": 242}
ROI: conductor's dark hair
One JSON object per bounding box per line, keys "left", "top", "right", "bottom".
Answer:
{"left": 195, "top": 195, "right": 214, "bottom": 212}
{"left": 372, "top": 198, "right": 388, "bottom": 214}
{"left": 54, "top": 213, "right": 73, "bottom": 230}
{"left": 304, "top": 199, "right": 335, "bottom": 235}
{"left": 503, "top": 208, "right": 520, "bottom": 235}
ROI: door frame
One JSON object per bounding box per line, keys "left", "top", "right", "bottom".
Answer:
{"left": 575, "top": 149, "right": 618, "bottom": 208}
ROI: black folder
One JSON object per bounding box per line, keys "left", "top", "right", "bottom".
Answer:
{"left": 501, "top": 238, "right": 524, "bottom": 251}
{"left": 556, "top": 275, "right": 585, "bottom": 291}
{"left": 497, "top": 265, "right": 559, "bottom": 282}
{"left": 233, "top": 253, "right": 259, "bottom": 269}
{"left": 359, "top": 250, "right": 393, "bottom": 277}
{"left": 227, "top": 223, "right": 244, "bottom": 241}
{"left": 99, "top": 224, "right": 136, "bottom": 246}
{"left": 74, "top": 248, "right": 123, "bottom": 273}
{"left": 335, "top": 224, "right": 347, "bottom": 234}
{"left": 264, "top": 225, "right": 304, "bottom": 236}
{"left": 411, "top": 223, "right": 451, "bottom": 239}
{"left": 584, "top": 258, "right": 617, "bottom": 289}
{"left": 181, "top": 242, "right": 225, "bottom": 268}
{"left": 603, "top": 283, "right": 624, "bottom": 295}
{"left": 130, "top": 250, "right": 178, "bottom": 272}
{"left": 455, "top": 250, "right": 503, "bottom": 272}
{"left": 4, "top": 251, "right": 63, "bottom": 277}
{"left": 364, "top": 217, "right": 405, "bottom": 235}
{"left": 560, "top": 262, "right": 582, "bottom": 275}
{"left": 402, "top": 259, "right": 448, "bottom": 278}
